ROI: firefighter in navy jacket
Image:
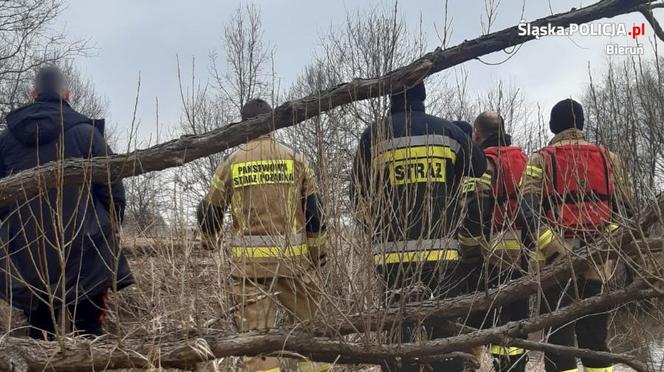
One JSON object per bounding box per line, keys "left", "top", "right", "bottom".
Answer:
{"left": 351, "top": 82, "right": 486, "bottom": 372}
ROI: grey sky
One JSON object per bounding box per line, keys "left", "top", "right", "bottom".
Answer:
{"left": 56, "top": 0, "right": 656, "bottom": 147}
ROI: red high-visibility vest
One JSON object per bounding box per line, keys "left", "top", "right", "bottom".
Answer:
{"left": 484, "top": 146, "right": 527, "bottom": 229}
{"left": 540, "top": 144, "right": 614, "bottom": 234}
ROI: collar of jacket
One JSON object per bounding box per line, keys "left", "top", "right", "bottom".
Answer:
{"left": 248, "top": 133, "right": 272, "bottom": 142}
{"left": 389, "top": 97, "right": 425, "bottom": 114}
{"left": 480, "top": 132, "right": 512, "bottom": 149}
{"left": 36, "top": 91, "right": 71, "bottom": 106}
{"left": 549, "top": 128, "right": 586, "bottom": 145}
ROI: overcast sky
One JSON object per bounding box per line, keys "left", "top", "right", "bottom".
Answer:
{"left": 55, "top": 0, "right": 658, "bottom": 147}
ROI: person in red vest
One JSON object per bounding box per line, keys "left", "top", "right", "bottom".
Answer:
{"left": 462, "top": 111, "right": 529, "bottom": 371}
{"left": 519, "top": 99, "right": 632, "bottom": 372}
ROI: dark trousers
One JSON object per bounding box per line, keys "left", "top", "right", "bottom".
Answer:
{"left": 379, "top": 261, "right": 465, "bottom": 372}
{"left": 542, "top": 279, "right": 610, "bottom": 372}
{"left": 464, "top": 260, "right": 529, "bottom": 372}
{"left": 24, "top": 290, "right": 108, "bottom": 339}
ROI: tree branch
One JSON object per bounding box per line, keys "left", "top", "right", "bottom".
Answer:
{"left": 638, "top": 4, "right": 664, "bottom": 41}
{"left": 504, "top": 338, "right": 648, "bottom": 372}
{"left": 0, "top": 0, "right": 656, "bottom": 207}
{"left": 1, "top": 281, "right": 658, "bottom": 371}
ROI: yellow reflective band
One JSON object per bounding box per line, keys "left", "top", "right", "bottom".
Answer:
{"left": 459, "top": 235, "right": 482, "bottom": 247}
{"left": 231, "top": 160, "right": 295, "bottom": 188}
{"left": 584, "top": 368, "right": 613, "bottom": 372}
{"left": 374, "top": 249, "right": 459, "bottom": 265}
{"left": 211, "top": 175, "right": 224, "bottom": 190}
{"left": 489, "top": 345, "right": 525, "bottom": 356}
{"left": 537, "top": 228, "right": 554, "bottom": 250}
{"left": 297, "top": 361, "right": 332, "bottom": 372}
{"left": 462, "top": 182, "right": 477, "bottom": 193}
{"left": 494, "top": 240, "right": 522, "bottom": 250}
{"left": 463, "top": 175, "right": 492, "bottom": 186}
{"left": 525, "top": 165, "right": 543, "bottom": 179}
{"left": 606, "top": 223, "right": 620, "bottom": 233}
{"left": 559, "top": 369, "right": 579, "bottom": 372}
{"left": 232, "top": 245, "right": 308, "bottom": 258}
{"left": 378, "top": 145, "right": 457, "bottom": 163}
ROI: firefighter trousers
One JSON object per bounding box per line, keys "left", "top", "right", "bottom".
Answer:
{"left": 378, "top": 261, "right": 466, "bottom": 372}
{"left": 464, "top": 260, "right": 529, "bottom": 372}
{"left": 541, "top": 278, "right": 611, "bottom": 372}
{"left": 232, "top": 272, "right": 331, "bottom": 372}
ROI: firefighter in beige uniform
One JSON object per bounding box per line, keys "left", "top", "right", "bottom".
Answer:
{"left": 198, "top": 99, "right": 329, "bottom": 372}
{"left": 519, "top": 99, "right": 632, "bottom": 372}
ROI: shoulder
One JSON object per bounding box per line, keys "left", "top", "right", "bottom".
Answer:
{"left": 604, "top": 147, "right": 620, "bottom": 160}
{"left": 66, "top": 122, "right": 99, "bottom": 137}
{"left": 431, "top": 115, "right": 468, "bottom": 144}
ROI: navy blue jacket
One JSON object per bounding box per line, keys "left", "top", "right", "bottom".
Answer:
{"left": 351, "top": 98, "right": 487, "bottom": 254}
{"left": 0, "top": 92, "right": 133, "bottom": 312}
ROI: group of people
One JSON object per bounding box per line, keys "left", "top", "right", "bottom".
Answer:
{"left": 351, "top": 83, "right": 628, "bottom": 372}
{"left": 199, "top": 80, "right": 630, "bottom": 372}
{"left": 0, "top": 65, "right": 630, "bottom": 372}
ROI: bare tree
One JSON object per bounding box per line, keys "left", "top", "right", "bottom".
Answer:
{"left": 211, "top": 3, "right": 272, "bottom": 116}
{"left": 0, "top": 0, "right": 87, "bottom": 121}
{"left": 176, "top": 4, "right": 273, "bottom": 205}
{"left": 585, "top": 56, "right": 664, "bottom": 200}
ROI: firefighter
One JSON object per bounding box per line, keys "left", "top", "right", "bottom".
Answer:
{"left": 519, "top": 99, "right": 632, "bottom": 372}
{"left": 466, "top": 111, "right": 529, "bottom": 371}
{"left": 351, "top": 82, "right": 487, "bottom": 372}
{"left": 198, "top": 98, "right": 329, "bottom": 372}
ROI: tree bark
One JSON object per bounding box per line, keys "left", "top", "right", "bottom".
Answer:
{"left": 0, "top": 0, "right": 657, "bottom": 208}
{"left": 0, "top": 282, "right": 656, "bottom": 372}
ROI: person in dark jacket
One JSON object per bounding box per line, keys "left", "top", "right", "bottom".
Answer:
{"left": 452, "top": 120, "right": 473, "bottom": 137}
{"left": 351, "top": 82, "right": 487, "bottom": 372}
{"left": 0, "top": 66, "right": 133, "bottom": 339}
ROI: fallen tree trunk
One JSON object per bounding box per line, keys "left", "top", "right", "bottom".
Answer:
{"left": 320, "top": 236, "right": 662, "bottom": 337}
{"left": 323, "top": 194, "right": 664, "bottom": 337}
{"left": 0, "top": 281, "right": 656, "bottom": 371}
{"left": 0, "top": 0, "right": 659, "bottom": 208}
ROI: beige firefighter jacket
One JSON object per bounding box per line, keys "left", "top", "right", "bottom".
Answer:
{"left": 203, "top": 135, "right": 324, "bottom": 278}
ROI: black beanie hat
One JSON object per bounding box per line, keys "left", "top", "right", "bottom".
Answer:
{"left": 452, "top": 120, "right": 473, "bottom": 137}
{"left": 390, "top": 82, "right": 426, "bottom": 103}
{"left": 241, "top": 98, "right": 272, "bottom": 121}
{"left": 550, "top": 98, "right": 584, "bottom": 134}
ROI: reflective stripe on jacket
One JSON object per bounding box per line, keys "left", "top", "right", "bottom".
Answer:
{"left": 351, "top": 98, "right": 487, "bottom": 266}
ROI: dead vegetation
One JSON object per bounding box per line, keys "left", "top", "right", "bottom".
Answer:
{"left": 1, "top": 1, "right": 664, "bottom": 372}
